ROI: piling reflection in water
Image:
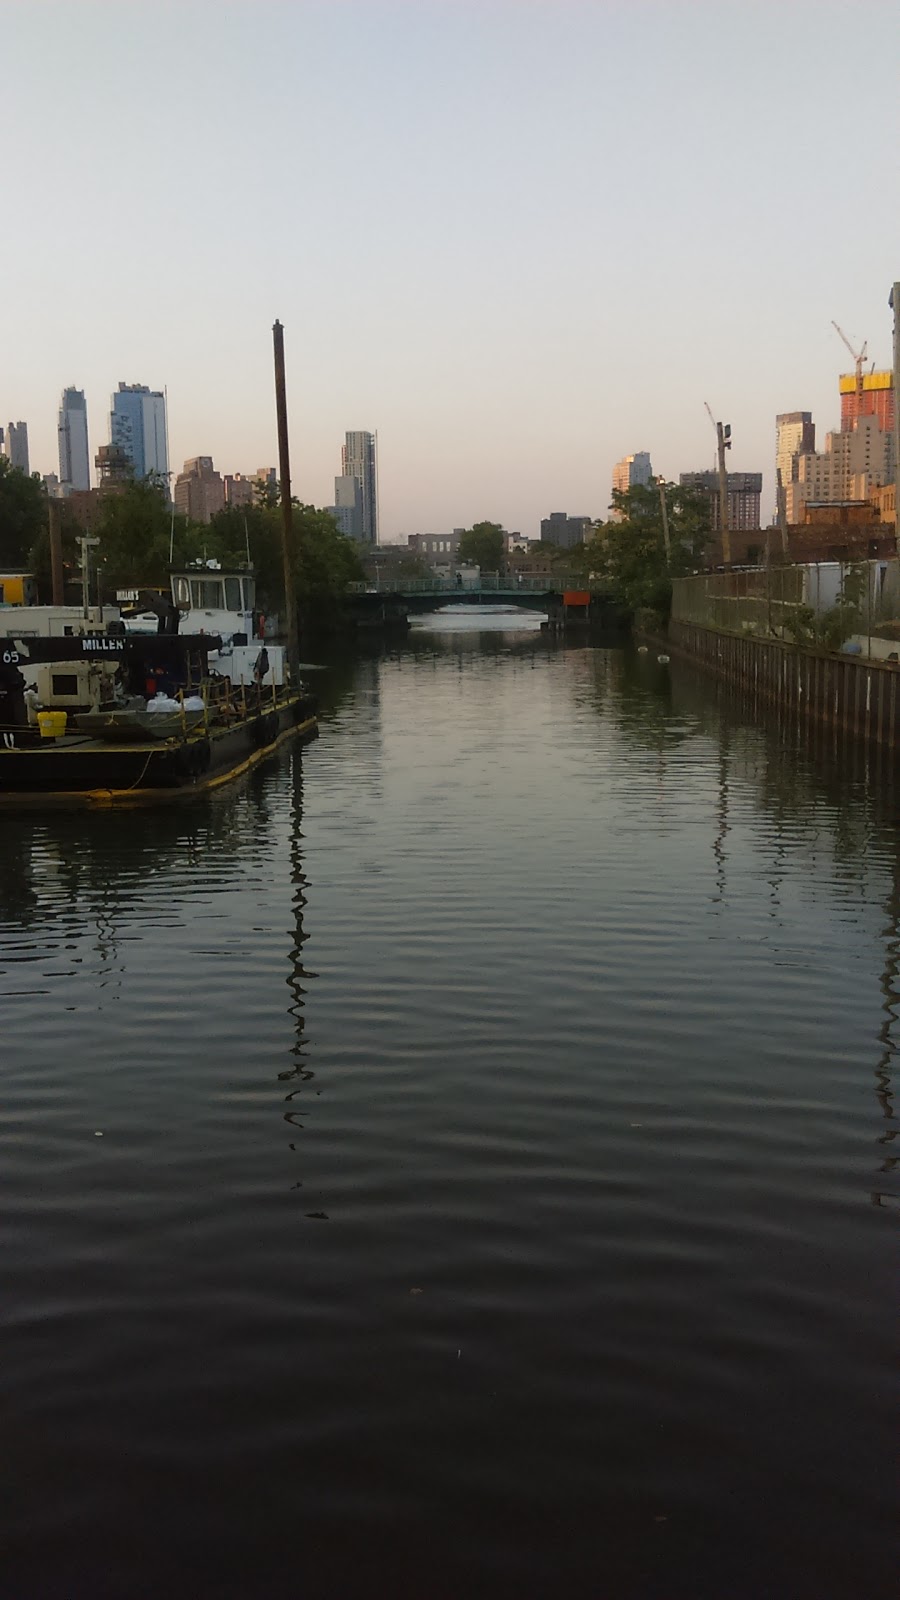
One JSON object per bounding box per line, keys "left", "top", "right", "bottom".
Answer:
{"left": 281, "top": 759, "right": 316, "bottom": 1180}
{"left": 0, "top": 636, "right": 896, "bottom": 1598}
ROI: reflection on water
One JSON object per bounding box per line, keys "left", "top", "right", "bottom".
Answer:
{"left": 1, "top": 634, "right": 896, "bottom": 1598}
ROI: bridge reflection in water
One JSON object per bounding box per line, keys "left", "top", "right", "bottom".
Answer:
{"left": 348, "top": 573, "right": 599, "bottom": 598}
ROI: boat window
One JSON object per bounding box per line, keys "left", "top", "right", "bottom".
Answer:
{"left": 175, "top": 577, "right": 191, "bottom": 607}
{"left": 243, "top": 576, "right": 256, "bottom": 608}
{"left": 190, "top": 579, "right": 223, "bottom": 609}
{"left": 225, "top": 577, "right": 242, "bottom": 611}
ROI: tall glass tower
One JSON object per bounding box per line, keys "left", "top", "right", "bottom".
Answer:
{"left": 58, "top": 388, "right": 91, "bottom": 491}
{"left": 110, "top": 383, "right": 168, "bottom": 482}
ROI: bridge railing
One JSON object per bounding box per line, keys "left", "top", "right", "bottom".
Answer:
{"left": 347, "top": 574, "right": 596, "bottom": 596}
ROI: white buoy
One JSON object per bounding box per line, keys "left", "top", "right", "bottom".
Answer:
{"left": 637, "top": 645, "right": 649, "bottom": 654}
{"left": 657, "top": 654, "right": 670, "bottom": 664}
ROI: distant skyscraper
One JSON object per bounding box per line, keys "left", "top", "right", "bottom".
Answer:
{"left": 679, "top": 470, "right": 762, "bottom": 531}
{"left": 223, "top": 472, "right": 256, "bottom": 510}
{"left": 58, "top": 388, "right": 91, "bottom": 491}
{"left": 110, "top": 383, "right": 168, "bottom": 481}
{"left": 775, "top": 412, "right": 815, "bottom": 493}
{"left": 784, "top": 414, "right": 894, "bottom": 522}
{"left": 540, "top": 512, "right": 594, "bottom": 549}
{"left": 612, "top": 451, "right": 653, "bottom": 500}
{"left": 5, "top": 421, "right": 29, "bottom": 474}
{"left": 334, "top": 431, "right": 377, "bottom": 543}
{"left": 173, "top": 456, "right": 225, "bottom": 524}
{"left": 329, "top": 473, "right": 364, "bottom": 539}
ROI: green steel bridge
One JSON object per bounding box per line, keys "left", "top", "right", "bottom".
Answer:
{"left": 348, "top": 575, "right": 608, "bottom": 607}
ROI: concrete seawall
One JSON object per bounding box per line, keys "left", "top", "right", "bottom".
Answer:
{"left": 665, "top": 620, "right": 900, "bottom": 759}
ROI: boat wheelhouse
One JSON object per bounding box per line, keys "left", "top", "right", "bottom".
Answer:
{"left": 170, "top": 566, "right": 257, "bottom": 643}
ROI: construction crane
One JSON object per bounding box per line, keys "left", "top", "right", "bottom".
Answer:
{"left": 703, "top": 402, "right": 732, "bottom": 565}
{"left": 831, "top": 320, "right": 868, "bottom": 401}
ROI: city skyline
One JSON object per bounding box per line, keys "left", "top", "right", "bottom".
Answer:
{"left": 3, "top": 2, "right": 900, "bottom": 537}
{"left": 5, "top": 335, "right": 896, "bottom": 542}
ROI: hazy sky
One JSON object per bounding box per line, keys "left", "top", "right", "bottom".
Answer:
{"left": 4, "top": 0, "right": 899, "bottom": 537}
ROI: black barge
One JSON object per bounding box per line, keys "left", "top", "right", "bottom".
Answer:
{"left": 0, "top": 632, "right": 316, "bottom": 808}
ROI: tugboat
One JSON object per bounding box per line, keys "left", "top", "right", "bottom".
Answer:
{"left": 0, "top": 619, "right": 316, "bottom": 808}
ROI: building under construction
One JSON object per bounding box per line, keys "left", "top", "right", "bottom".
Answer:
{"left": 839, "top": 369, "right": 895, "bottom": 433}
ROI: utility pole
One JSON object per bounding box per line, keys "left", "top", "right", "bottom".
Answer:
{"left": 704, "top": 402, "right": 732, "bottom": 566}
{"left": 272, "top": 319, "right": 300, "bottom": 685}
{"left": 716, "top": 421, "right": 732, "bottom": 566}
{"left": 78, "top": 535, "right": 99, "bottom": 622}
{"left": 883, "top": 284, "right": 890, "bottom": 560}
{"left": 656, "top": 477, "right": 671, "bottom": 566}
{"left": 48, "top": 496, "right": 65, "bottom": 606}
{"left": 775, "top": 467, "right": 790, "bottom": 558}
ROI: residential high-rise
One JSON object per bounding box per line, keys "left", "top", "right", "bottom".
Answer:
{"left": 328, "top": 474, "right": 364, "bottom": 539}
{"left": 173, "top": 457, "right": 225, "bottom": 524}
{"left": 540, "top": 512, "right": 594, "bottom": 549}
{"left": 679, "top": 471, "right": 762, "bottom": 531}
{"left": 784, "top": 413, "right": 895, "bottom": 522}
{"left": 775, "top": 411, "right": 815, "bottom": 494}
{"left": 611, "top": 451, "right": 653, "bottom": 499}
{"left": 5, "top": 421, "right": 29, "bottom": 474}
{"left": 110, "top": 383, "right": 168, "bottom": 482}
{"left": 334, "top": 431, "right": 377, "bottom": 543}
{"left": 58, "top": 388, "right": 91, "bottom": 491}
{"left": 777, "top": 358, "right": 896, "bottom": 522}
{"left": 223, "top": 473, "right": 256, "bottom": 510}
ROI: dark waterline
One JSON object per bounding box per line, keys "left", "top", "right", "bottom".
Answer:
{"left": 1, "top": 630, "right": 896, "bottom": 1598}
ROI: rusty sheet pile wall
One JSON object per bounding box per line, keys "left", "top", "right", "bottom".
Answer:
{"left": 668, "top": 620, "right": 900, "bottom": 754}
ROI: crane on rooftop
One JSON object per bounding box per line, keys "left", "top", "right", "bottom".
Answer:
{"left": 831, "top": 321, "right": 868, "bottom": 401}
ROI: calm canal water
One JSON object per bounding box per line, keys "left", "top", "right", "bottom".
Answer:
{"left": 2, "top": 617, "right": 896, "bottom": 1598}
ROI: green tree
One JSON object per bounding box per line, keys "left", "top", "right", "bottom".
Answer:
{"left": 817, "top": 563, "right": 866, "bottom": 652}
{"left": 598, "top": 483, "right": 710, "bottom": 616}
{"left": 206, "top": 501, "right": 364, "bottom": 619}
{"left": 385, "top": 553, "right": 430, "bottom": 581}
{"left": 295, "top": 504, "right": 365, "bottom": 614}
{"left": 93, "top": 478, "right": 202, "bottom": 596}
{"left": 458, "top": 520, "right": 505, "bottom": 572}
{"left": 0, "top": 459, "right": 47, "bottom": 569}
